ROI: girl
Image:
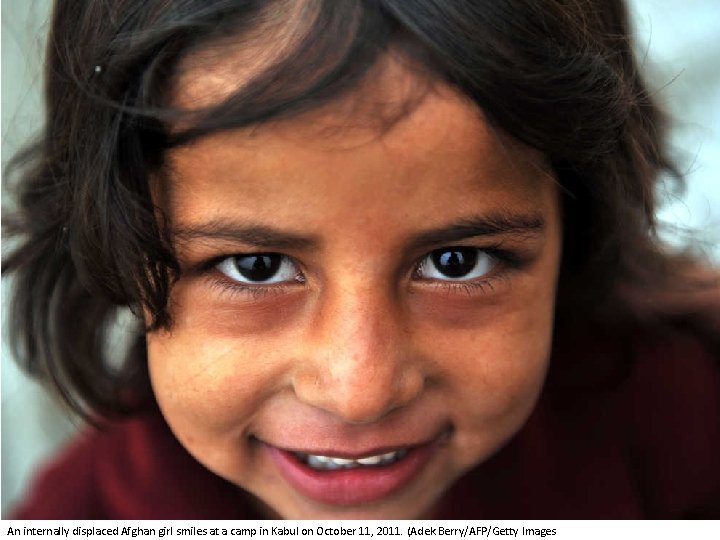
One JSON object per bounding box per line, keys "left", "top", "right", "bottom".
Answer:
{"left": 5, "top": 0, "right": 720, "bottom": 519}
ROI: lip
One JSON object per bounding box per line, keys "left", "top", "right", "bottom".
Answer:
{"left": 263, "top": 431, "right": 448, "bottom": 506}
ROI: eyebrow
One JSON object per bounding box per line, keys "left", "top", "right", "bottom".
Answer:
{"left": 173, "top": 220, "right": 319, "bottom": 250}
{"left": 406, "top": 212, "right": 545, "bottom": 251}
{"left": 172, "top": 211, "right": 544, "bottom": 251}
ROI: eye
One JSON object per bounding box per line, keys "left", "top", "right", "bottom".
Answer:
{"left": 416, "top": 247, "right": 496, "bottom": 281}
{"left": 215, "top": 253, "right": 300, "bottom": 284}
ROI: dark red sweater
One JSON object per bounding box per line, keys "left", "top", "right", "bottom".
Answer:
{"left": 11, "top": 332, "right": 720, "bottom": 519}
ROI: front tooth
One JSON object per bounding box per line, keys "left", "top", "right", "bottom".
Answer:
{"left": 305, "top": 450, "right": 407, "bottom": 470}
{"left": 357, "top": 455, "right": 383, "bottom": 465}
{"left": 328, "top": 457, "right": 355, "bottom": 466}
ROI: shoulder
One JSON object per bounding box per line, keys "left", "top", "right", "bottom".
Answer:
{"left": 10, "top": 407, "right": 256, "bottom": 519}
{"left": 9, "top": 424, "right": 104, "bottom": 519}
{"left": 550, "top": 326, "right": 720, "bottom": 516}
{"left": 619, "top": 330, "right": 720, "bottom": 517}
{"left": 488, "top": 326, "right": 720, "bottom": 518}
{"left": 10, "top": 411, "right": 164, "bottom": 519}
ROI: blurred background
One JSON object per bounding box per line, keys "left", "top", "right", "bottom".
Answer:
{"left": 2, "top": 0, "right": 719, "bottom": 516}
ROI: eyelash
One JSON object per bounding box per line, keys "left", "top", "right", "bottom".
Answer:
{"left": 429, "top": 275, "right": 506, "bottom": 296}
{"left": 200, "top": 255, "right": 305, "bottom": 300}
{"left": 206, "top": 276, "right": 298, "bottom": 301}
{"left": 200, "top": 246, "right": 523, "bottom": 300}
{"left": 413, "top": 246, "right": 520, "bottom": 295}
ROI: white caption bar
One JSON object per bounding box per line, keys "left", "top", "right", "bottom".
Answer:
{"left": 4, "top": 520, "right": 718, "bottom": 540}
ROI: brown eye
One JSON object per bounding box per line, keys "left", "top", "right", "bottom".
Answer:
{"left": 216, "top": 254, "right": 300, "bottom": 284}
{"left": 417, "top": 248, "right": 496, "bottom": 281}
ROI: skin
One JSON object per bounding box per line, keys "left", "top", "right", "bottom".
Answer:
{"left": 147, "top": 58, "right": 562, "bottom": 518}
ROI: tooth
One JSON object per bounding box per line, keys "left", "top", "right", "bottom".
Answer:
{"left": 307, "top": 455, "right": 329, "bottom": 468}
{"left": 357, "top": 455, "right": 383, "bottom": 465}
{"left": 304, "top": 449, "right": 408, "bottom": 470}
{"left": 379, "top": 451, "right": 398, "bottom": 462}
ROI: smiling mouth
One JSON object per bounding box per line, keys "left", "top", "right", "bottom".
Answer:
{"left": 263, "top": 428, "right": 450, "bottom": 506}
{"left": 294, "top": 449, "right": 408, "bottom": 470}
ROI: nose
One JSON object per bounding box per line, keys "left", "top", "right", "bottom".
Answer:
{"left": 292, "top": 282, "right": 425, "bottom": 424}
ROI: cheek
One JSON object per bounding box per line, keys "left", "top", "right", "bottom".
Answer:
{"left": 169, "top": 277, "right": 308, "bottom": 336}
{"left": 147, "top": 278, "right": 306, "bottom": 434}
{"left": 415, "top": 267, "right": 557, "bottom": 450}
{"left": 146, "top": 331, "right": 278, "bottom": 487}
{"left": 423, "top": 308, "right": 553, "bottom": 469}
{"left": 422, "top": 302, "right": 552, "bottom": 405}
{"left": 146, "top": 322, "right": 298, "bottom": 486}
{"left": 146, "top": 319, "right": 284, "bottom": 437}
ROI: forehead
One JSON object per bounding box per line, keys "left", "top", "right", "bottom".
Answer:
{"left": 163, "top": 50, "right": 556, "bottom": 238}
{"left": 167, "top": 14, "right": 552, "bottom": 184}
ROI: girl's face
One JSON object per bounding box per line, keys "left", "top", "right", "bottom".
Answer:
{"left": 147, "top": 63, "right": 562, "bottom": 518}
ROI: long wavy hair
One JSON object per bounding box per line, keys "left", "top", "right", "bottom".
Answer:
{"left": 4, "top": 0, "right": 718, "bottom": 418}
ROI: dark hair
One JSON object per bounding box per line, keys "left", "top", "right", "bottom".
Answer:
{"left": 4, "top": 0, "right": 718, "bottom": 418}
